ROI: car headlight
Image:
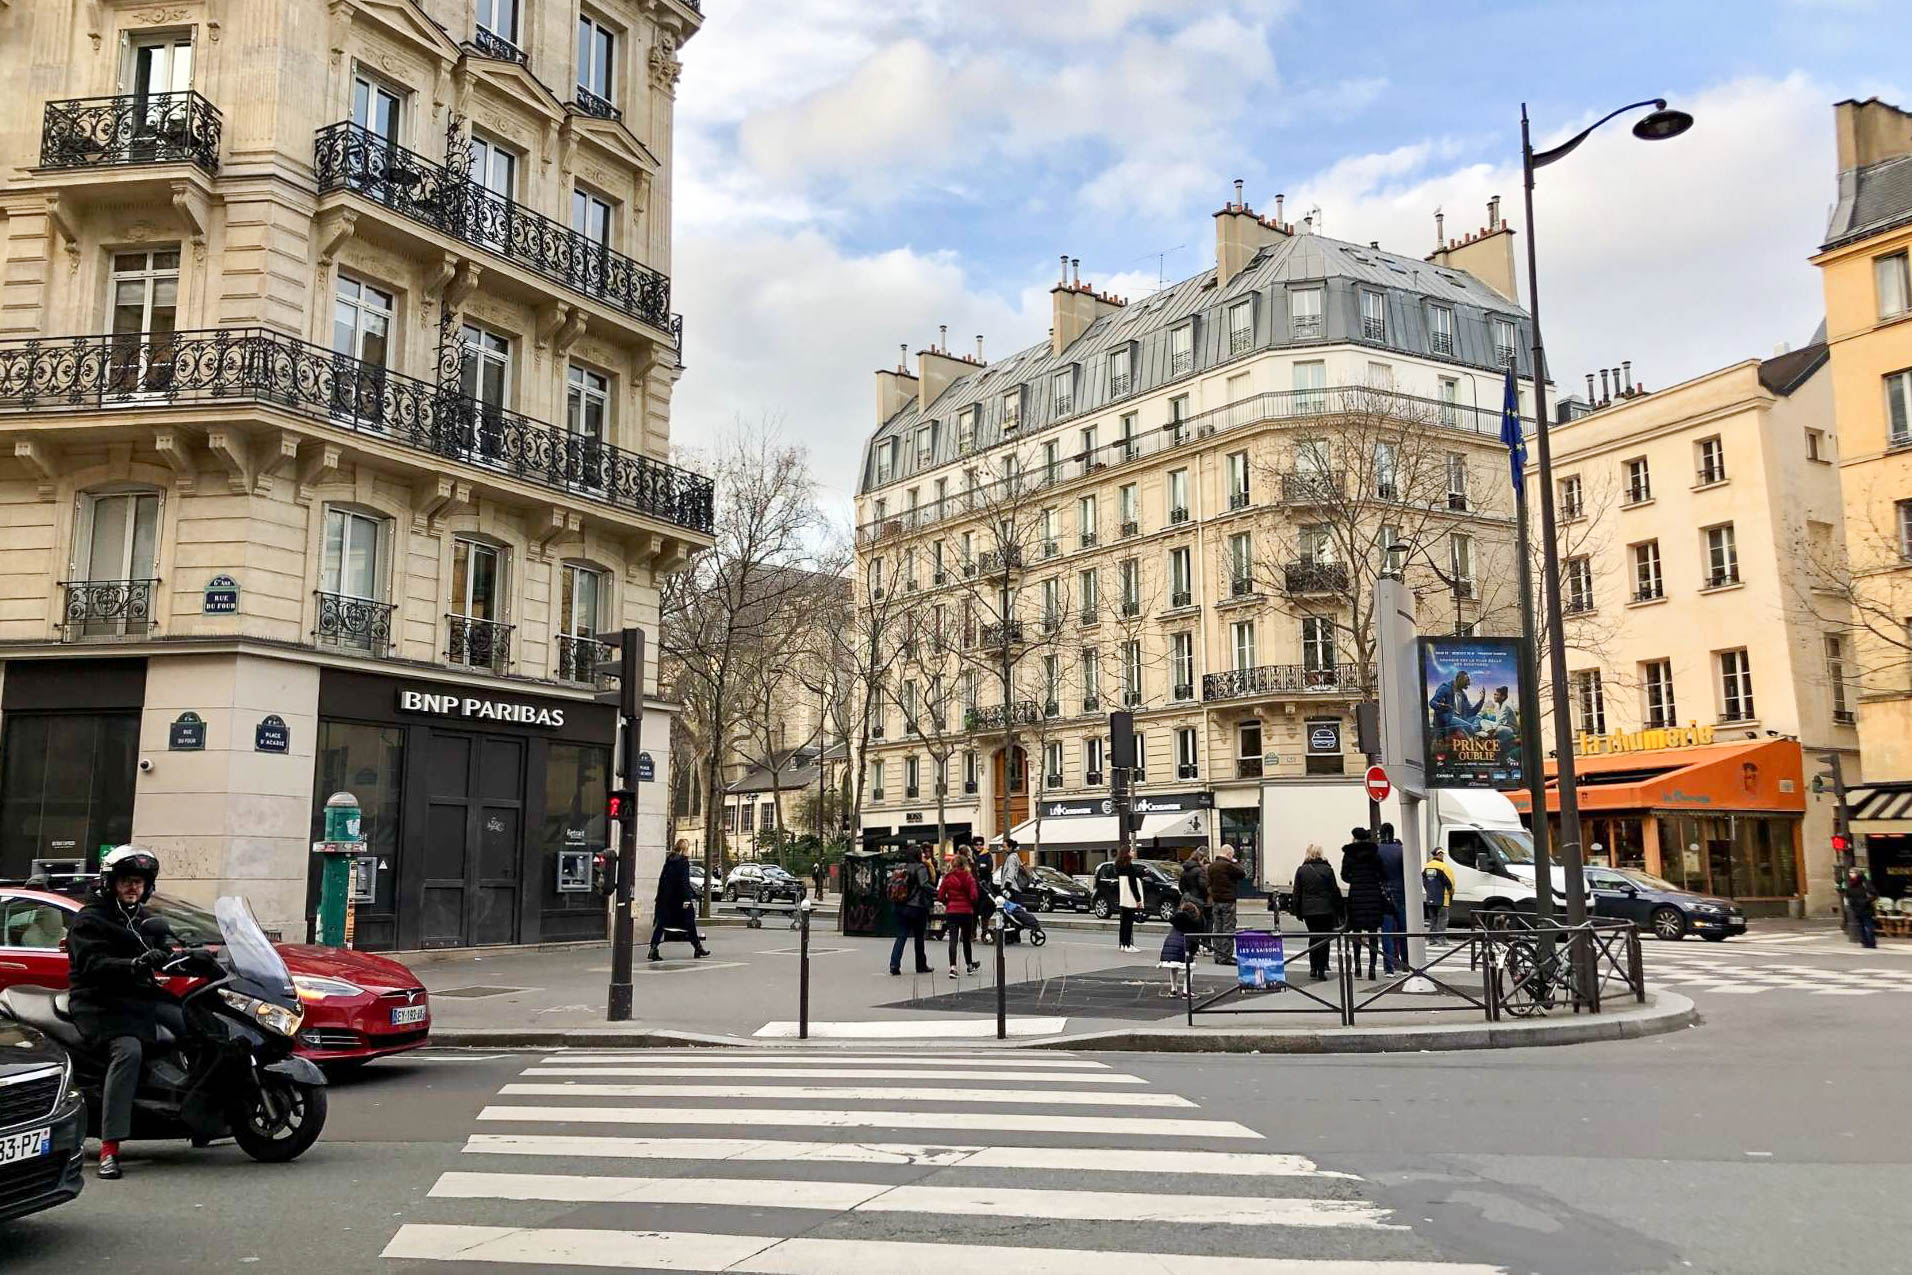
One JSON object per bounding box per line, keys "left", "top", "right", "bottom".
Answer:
{"left": 292, "top": 973, "right": 367, "bottom": 1003}
{"left": 219, "top": 988, "right": 304, "bottom": 1037}
{"left": 1694, "top": 903, "right": 1725, "bottom": 914}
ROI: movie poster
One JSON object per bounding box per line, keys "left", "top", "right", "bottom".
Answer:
{"left": 1420, "top": 636, "right": 1525, "bottom": 789}
{"left": 1235, "top": 930, "right": 1286, "bottom": 991}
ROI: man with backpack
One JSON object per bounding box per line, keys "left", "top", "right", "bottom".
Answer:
{"left": 888, "top": 846, "right": 937, "bottom": 975}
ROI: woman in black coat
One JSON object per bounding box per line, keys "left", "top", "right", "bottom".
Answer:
{"left": 648, "top": 840, "right": 709, "bottom": 960}
{"left": 1339, "top": 827, "right": 1387, "bottom": 979}
{"left": 1291, "top": 845, "right": 1342, "bottom": 980}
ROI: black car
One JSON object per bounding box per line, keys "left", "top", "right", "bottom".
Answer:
{"left": 1585, "top": 866, "right": 1747, "bottom": 942}
{"left": 722, "top": 863, "right": 805, "bottom": 904}
{"left": 0, "top": 1016, "right": 84, "bottom": 1222}
{"left": 1006, "top": 865, "right": 1093, "bottom": 913}
{"left": 1090, "top": 860, "right": 1181, "bottom": 922}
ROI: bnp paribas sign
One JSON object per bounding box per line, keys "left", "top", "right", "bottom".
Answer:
{"left": 397, "top": 689, "right": 567, "bottom": 728}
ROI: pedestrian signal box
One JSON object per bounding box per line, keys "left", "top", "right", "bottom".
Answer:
{"left": 607, "top": 790, "right": 635, "bottom": 821}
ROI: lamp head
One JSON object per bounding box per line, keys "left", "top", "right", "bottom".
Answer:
{"left": 1631, "top": 106, "right": 1693, "bottom": 142}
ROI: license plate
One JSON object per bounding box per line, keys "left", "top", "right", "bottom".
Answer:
{"left": 391, "top": 1004, "right": 428, "bottom": 1026}
{"left": 0, "top": 1127, "right": 51, "bottom": 1166}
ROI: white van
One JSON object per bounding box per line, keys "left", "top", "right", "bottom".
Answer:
{"left": 1259, "top": 781, "right": 1549, "bottom": 925}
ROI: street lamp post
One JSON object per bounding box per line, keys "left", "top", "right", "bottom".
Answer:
{"left": 1520, "top": 98, "right": 1692, "bottom": 940}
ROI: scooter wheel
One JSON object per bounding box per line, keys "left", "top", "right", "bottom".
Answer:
{"left": 229, "top": 1078, "right": 327, "bottom": 1163}
{"left": 1030, "top": 930, "right": 1047, "bottom": 947}
{"left": 980, "top": 930, "right": 995, "bottom": 945}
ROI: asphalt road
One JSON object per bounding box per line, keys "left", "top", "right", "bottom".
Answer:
{"left": 6, "top": 934, "right": 1908, "bottom": 1275}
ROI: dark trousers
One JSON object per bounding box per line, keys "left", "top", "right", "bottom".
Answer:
{"left": 1118, "top": 908, "right": 1137, "bottom": 948}
{"left": 649, "top": 906, "right": 703, "bottom": 952}
{"left": 1380, "top": 899, "right": 1407, "bottom": 970}
{"left": 1302, "top": 913, "right": 1337, "bottom": 977}
{"left": 890, "top": 904, "right": 930, "bottom": 972}
{"left": 1349, "top": 921, "right": 1382, "bottom": 978}
{"left": 1212, "top": 901, "right": 1239, "bottom": 962}
{"left": 1856, "top": 912, "right": 1878, "bottom": 949}
{"left": 946, "top": 914, "right": 976, "bottom": 968}
{"left": 98, "top": 1002, "right": 186, "bottom": 1143}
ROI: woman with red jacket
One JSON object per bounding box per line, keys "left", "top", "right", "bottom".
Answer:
{"left": 938, "top": 852, "right": 982, "bottom": 978}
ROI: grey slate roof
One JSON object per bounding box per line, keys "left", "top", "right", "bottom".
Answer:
{"left": 1755, "top": 342, "right": 1828, "bottom": 396}
{"left": 1823, "top": 153, "right": 1912, "bottom": 250}
{"left": 857, "top": 231, "right": 1534, "bottom": 496}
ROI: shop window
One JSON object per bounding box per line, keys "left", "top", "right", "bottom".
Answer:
{"left": 309, "top": 721, "right": 405, "bottom": 935}
{"left": 0, "top": 712, "right": 139, "bottom": 879}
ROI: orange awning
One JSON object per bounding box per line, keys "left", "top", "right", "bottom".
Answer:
{"left": 1507, "top": 738, "right": 1805, "bottom": 815}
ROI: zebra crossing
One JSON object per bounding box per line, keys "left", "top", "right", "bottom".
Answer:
{"left": 380, "top": 1049, "right": 1505, "bottom": 1273}
{"left": 1644, "top": 944, "right": 1912, "bottom": 996}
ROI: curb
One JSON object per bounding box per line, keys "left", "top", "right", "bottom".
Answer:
{"left": 421, "top": 992, "right": 1696, "bottom": 1053}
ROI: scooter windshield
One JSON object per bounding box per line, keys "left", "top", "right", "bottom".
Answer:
{"left": 214, "top": 896, "right": 295, "bottom": 998}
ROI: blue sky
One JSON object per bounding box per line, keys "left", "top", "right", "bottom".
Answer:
{"left": 667, "top": 0, "right": 1909, "bottom": 518}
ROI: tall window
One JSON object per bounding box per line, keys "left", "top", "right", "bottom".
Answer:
{"left": 1041, "top": 440, "right": 1060, "bottom": 484}
{"left": 1077, "top": 568, "right": 1098, "bottom": 620}
{"left": 1042, "top": 654, "right": 1061, "bottom": 710}
{"left": 572, "top": 188, "right": 613, "bottom": 248}
{"left": 1450, "top": 534, "right": 1474, "bottom": 596}
{"left": 1572, "top": 670, "right": 1607, "bottom": 735}
{"left": 80, "top": 492, "right": 159, "bottom": 587}
{"left": 350, "top": 74, "right": 401, "bottom": 140}
{"left": 1696, "top": 436, "right": 1726, "bottom": 484}
{"left": 1899, "top": 499, "right": 1912, "bottom": 559}
{"left": 1085, "top": 737, "right": 1105, "bottom": 783}
{"left": 320, "top": 508, "right": 383, "bottom": 603}
{"left": 1643, "top": 659, "right": 1676, "bottom": 728}
{"left": 1293, "top": 359, "right": 1326, "bottom": 411}
{"left": 1558, "top": 474, "right": 1584, "bottom": 519}
{"left": 1170, "top": 325, "right": 1194, "bottom": 375}
{"left": 459, "top": 323, "right": 511, "bottom": 409}
{"left": 1040, "top": 578, "right": 1060, "bottom": 629}
{"left": 1051, "top": 368, "right": 1074, "bottom": 415}
{"left": 1228, "top": 299, "right": 1253, "bottom": 355}
{"left": 1564, "top": 556, "right": 1594, "bottom": 613}
{"left": 1826, "top": 635, "right": 1852, "bottom": 722}
{"left": 1171, "top": 632, "right": 1195, "bottom": 697}
{"left": 1446, "top": 453, "right": 1469, "bottom": 508}
{"left": 560, "top": 564, "right": 603, "bottom": 642}
{"left": 1633, "top": 541, "right": 1664, "bottom": 601}
{"left": 1119, "top": 483, "right": 1139, "bottom": 531}
{"left": 1301, "top": 616, "right": 1335, "bottom": 673}
{"left": 1438, "top": 378, "right": 1459, "bottom": 426}
{"left": 577, "top": 13, "right": 616, "bottom": 105}
{"left": 1291, "top": 287, "right": 1324, "bottom": 338}
{"left": 476, "top": 0, "right": 520, "bottom": 46}
{"left": 1081, "top": 649, "right": 1101, "bottom": 706}
{"left": 128, "top": 32, "right": 193, "bottom": 103}
{"left": 1625, "top": 457, "right": 1651, "bottom": 504}
{"left": 1493, "top": 317, "right": 1517, "bottom": 367}
{"left": 469, "top": 133, "right": 517, "bottom": 203}
{"left": 333, "top": 275, "right": 392, "bottom": 366}
{"left": 1175, "top": 726, "right": 1199, "bottom": 778}
{"left": 1226, "top": 451, "right": 1250, "bottom": 507}
{"left": 1108, "top": 347, "right": 1133, "bottom": 397}
{"left": 1118, "top": 411, "right": 1138, "bottom": 458}
{"left": 567, "top": 365, "right": 610, "bottom": 443}
{"left": 1044, "top": 742, "right": 1063, "bottom": 787}
{"left": 109, "top": 249, "right": 180, "bottom": 392}
{"left": 1888, "top": 370, "right": 1912, "bottom": 447}
{"left": 1167, "top": 468, "right": 1189, "bottom": 520}
{"left": 1169, "top": 547, "right": 1192, "bottom": 605}
{"left": 1428, "top": 304, "right": 1455, "bottom": 355}
{"left": 1120, "top": 559, "right": 1140, "bottom": 614}
{"left": 1237, "top": 721, "right": 1263, "bottom": 775}
{"left": 1360, "top": 291, "right": 1386, "bottom": 341}
{"left": 868, "top": 760, "right": 884, "bottom": 799}
{"left": 1704, "top": 524, "right": 1739, "bottom": 587}
{"left": 1077, "top": 494, "right": 1097, "bottom": 547}
{"left": 1132, "top": 731, "right": 1148, "bottom": 781}
{"left": 1227, "top": 531, "right": 1253, "bottom": 593}
{"left": 1374, "top": 441, "right": 1400, "bottom": 498}
{"left": 904, "top": 755, "right": 921, "bottom": 797}
{"left": 1878, "top": 251, "right": 1910, "bottom": 320}
{"left": 451, "top": 539, "right": 503, "bottom": 622}
{"left": 1230, "top": 619, "right": 1255, "bottom": 671}
{"left": 1122, "top": 639, "right": 1142, "bottom": 701}
{"left": 1719, "top": 649, "right": 1755, "bottom": 721}
{"left": 1000, "top": 388, "right": 1022, "bottom": 431}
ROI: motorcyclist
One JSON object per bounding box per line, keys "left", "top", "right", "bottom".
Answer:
{"left": 67, "top": 846, "right": 185, "bottom": 1180}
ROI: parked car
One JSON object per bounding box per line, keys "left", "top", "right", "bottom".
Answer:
{"left": 1013, "top": 865, "right": 1093, "bottom": 913}
{"left": 721, "top": 863, "right": 805, "bottom": 904}
{"left": 0, "top": 1016, "right": 85, "bottom": 1222}
{"left": 1584, "top": 866, "right": 1747, "bottom": 942}
{"left": 0, "top": 886, "right": 431, "bottom": 1067}
{"left": 1089, "top": 859, "right": 1181, "bottom": 921}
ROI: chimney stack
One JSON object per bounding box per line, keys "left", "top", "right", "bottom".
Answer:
{"left": 1599, "top": 369, "right": 1611, "bottom": 404}
{"left": 1434, "top": 210, "right": 1445, "bottom": 251}
{"left": 1213, "top": 180, "right": 1292, "bottom": 285}
{"left": 976, "top": 334, "right": 985, "bottom": 361}
{"left": 1059, "top": 255, "right": 1069, "bottom": 284}
{"left": 1233, "top": 178, "right": 1244, "bottom": 210}
{"left": 1487, "top": 195, "right": 1501, "bottom": 230}
{"left": 1621, "top": 360, "right": 1632, "bottom": 396}
{"left": 938, "top": 324, "right": 947, "bottom": 353}
{"left": 1585, "top": 373, "right": 1596, "bottom": 403}
{"left": 876, "top": 351, "right": 921, "bottom": 424}
{"left": 1275, "top": 193, "right": 1284, "bottom": 223}
{"left": 1071, "top": 258, "right": 1080, "bottom": 287}
{"left": 1425, "top": 197, "right": 1518, "bottom": 303}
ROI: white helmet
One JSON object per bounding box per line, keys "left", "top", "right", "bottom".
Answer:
{"left": 98, "top": 845, "right": 160, "bottom": 904}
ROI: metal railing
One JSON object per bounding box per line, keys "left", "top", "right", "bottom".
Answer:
{"left": 60, "top": 579, "right": 156, "bottom": 639}
{"left": 446, "top": 613, "right": 513, "bottom": 674}
{"left": 0, "top": 327, "right": 714, "bottom": 535}
{"left": 1203, "top": 662, "right": 1367, "bottom": 701}
{"left": 315, "top": 122, "right": 671, "bottom": 332}
{"left": 1278, "top": 471, "right": 1344, "bottom": 504}
{"left": 966, "top": 701, "right": 1042, "bottom": 731}
{"left": 556, "top": 633, "right": 610, "bottom": 684}
{"left": 314, "top": 591, "right": 394, "bottom": 656}
{"left": 1284, "top": 561, "right": 1349, "bottom": 594}
{"left": 469, "top": 27, "right": 530, "bottom": 65}
{"left": 41, "top": 92, "right": 221, "bottom": 174}
{"left": 573, "top": 87, "right": 621, "bottom": 121}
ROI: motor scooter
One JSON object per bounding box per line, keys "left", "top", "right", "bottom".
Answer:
{"left": 0, "top": 897, "right": 327, "bottom": 1162}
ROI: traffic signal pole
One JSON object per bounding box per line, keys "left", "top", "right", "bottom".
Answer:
{"left": 606, "top": 627, "right": 644, "bottom": 1022}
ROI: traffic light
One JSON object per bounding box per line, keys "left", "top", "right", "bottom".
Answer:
{"left": 1832, "top": 833, "right": 1851, "bottom": 855}
{"left": 592, "top": 849, "right": 619, "bottom": 897}
{"left": 607, "top": 790, "right": 635, "bottom": 822}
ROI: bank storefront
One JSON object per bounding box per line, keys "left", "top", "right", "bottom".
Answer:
{"left": 1007, "top": 791, "right": 1214, "bottom": 875}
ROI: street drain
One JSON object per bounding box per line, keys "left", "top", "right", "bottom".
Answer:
{"left": 431, "top": 985, "right": 534, "bottom": 999}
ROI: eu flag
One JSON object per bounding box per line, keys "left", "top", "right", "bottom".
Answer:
{"left": 1499, "top": 366, "right": 1526, "bottom": 490}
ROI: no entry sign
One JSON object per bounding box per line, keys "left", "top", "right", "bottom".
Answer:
{"left": 1365, "top": 765, "right": 1391, "bottom": 804}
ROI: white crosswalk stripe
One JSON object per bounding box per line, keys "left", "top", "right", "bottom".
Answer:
{"left": 1643, "top": 946, "right": 1912, "bottom": 995}
{"left": 383, "top": 1049, "right": 1506, "bottom": 1272}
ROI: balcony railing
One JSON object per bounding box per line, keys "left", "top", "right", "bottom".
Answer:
{"left": 1203, "top": 662, "right": 1366, "bottom": 701}
{"left": 469, "top": 28, "right": 530, "bottom": 66}
{"left": 315, "top": 122, "right": 671, "bottom": 333}
{"left": 0, "top": 328, "right": 714, "bottom": 536}
{"left": 556, "top": 633, "right": 611, "bottom": 685}
{"left": 1284, "top": 562, "right": 1349, "bottom": 594}
{"left": 41, "top": 92, "right": 221, "bottom": 174}
{"left": 1279, "top": 471, "right": 1344, "bottom": 504}
{"left": 314, "top": 591, "right": 394, "bottom": 656}
{"left": 1236, "top": 757, "right": 1265, "bottom": 779}
{"left": 979, "top": 621, "right": 1024, "bottom": 648}
{"left": 574, "top": 87, "right": 621, "bottom": 121}
{"left": 447, "top": 614, "right": 513, "bottom": 674}
{"left": 966, "top": 701, "right": 1043, "bottom": 731}
{"left": 60, "top": 579, "right": 156, "bottom": 640}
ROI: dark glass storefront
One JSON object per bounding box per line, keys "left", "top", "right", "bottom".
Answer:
{"left": 310, "top": 669, "right": 614, "bottom": 950}
{"left": 0, "top": 660, "right": 145, "bottom": 878}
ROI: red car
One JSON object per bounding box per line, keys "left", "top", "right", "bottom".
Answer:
{"left": 0, "top": 886, "right": 430, "bottom": 1067}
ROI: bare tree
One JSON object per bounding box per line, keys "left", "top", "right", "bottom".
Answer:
{"left": 1786, "top": 500, "right": 1907, "bottom": 701}
{"left": 888, "top": 597, "right": 969, "bottom": 852}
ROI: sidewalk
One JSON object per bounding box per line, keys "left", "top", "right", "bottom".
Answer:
{"left": 393, "top": 919, "right": 1694, "bottom": 1052}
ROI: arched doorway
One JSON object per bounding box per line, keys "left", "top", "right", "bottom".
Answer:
{"left": 989, "top": 745, "right": 1029, "bottom": 833}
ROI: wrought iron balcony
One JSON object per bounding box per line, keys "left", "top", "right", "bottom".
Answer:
{"left": 60, "top": 579, "right": 156, "bottom": 640}
{"left": 1284, "top": 562, "right": 1349, "bottom": 595}
{"left": 447, "top": 614, "right": 513, "bottom": 674}
{"left": 1279, "top": 471, "right": 1344, "bottom": 504}
{"left": 41, "top": 92, "right": 221, "bottom": 174}
{"left": 966, "top": 701, "right": 1043, "bottom": 731}
{"left": 469, "top": 27, "right": 529, "bottom": 66}
{"left": 1236, "top": 757, "right": 1265, "bottom": 779}
{"left": 979, "top": 546, "right": 1022, "bottom": 574}
{"left": 556, "top": 633, "right": 611, "bottom": 685}
{"left": 980, "top": 621, "right": 1024, "bottom": 648}
{"left": 314, "top": 591, "right": 394, "bottom": 656}
{"left": 315, "top": 122, "right": 671, "bottom": 333}
{"left": 0, "top": 327, "right": 714, "bottom": 536}
{"left": 1203, "top": 662, "right": 1366, "bottom": 702}
{"left": 573, "top": 87, "right": 621, "bottom": 121}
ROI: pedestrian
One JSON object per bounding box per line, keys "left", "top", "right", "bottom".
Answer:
{"left": 939, "top": 850, "right": 982, "bottom": 977}
{"left": 648, "top": 839, "right": 709, "bottom": 961}
{"left": 1208, "top": 843, "right": 1246, "bottom": 965}
{"left": 1160, "top": 900, "right": 1204, "bottom": 998}
{"left": 888, "top": 846, "right": 937, "bottom": 976}
{"left": 1841, "top": 866, "right": 1879, "bottom": 950}
{"left": 1114, "top": 847, "right": 1145, "bottom": 953}
{"left": 1340, "top": 826, "right": 1387, "bottom": 979}
{"left": 812, "top": 858, "right": 827, "bottom": 900}
{"left": 1376, "top": 822, "right": 1407, "bottom": 972}
{"left": 999, "top": 837, "right": 1028, "bottom": 896}
{"left": 1179, "top": 849, "right": 1211, "bottom": 951}
{"left": 1292, "top": 844, "right": 1342, "bottom": 981}
{"left": 1421, "top": 847, "right": 1456, "bottom": 938}
{"left": 970, "top": 835, "right": 998, "bottom": 934}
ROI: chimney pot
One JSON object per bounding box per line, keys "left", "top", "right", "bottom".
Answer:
{"left": 1071, "top": 258, "right": 1080, "bottom": 287}
{"left": 1233, "top": 178, "right": 1244, "bottom": 210}
{"left": 1275, "top": 193, "right": 1284, "bottom": 222}
{"left": 1434, "top": 210, "right": 1445, "bottom": 250}
{"left": 939, "top": 323, "right": 948, "bottom": 353}
{"left": 1585, "top": 373, "right": 1595, "bottom": 402}
{"left": 1621, "top": 360, "right": 1632, "bottom": 395}
{"left": 1487, "top": 195, "right": 1500, "bottom": 229}
{"left": 899, "top": 343, "right": 908, "bottom": 372}
{"left": 976, "top": 334, "right": 985, "bottom": 361}
{"left": 1060, "top": 254, "right": 1069, "bottom": 284}
{"left": 1599, "top": 369, "right": 1611, "bottom": 404}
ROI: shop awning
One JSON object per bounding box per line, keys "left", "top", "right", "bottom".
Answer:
{"left": 1850, "top": 781, "right": 1912, "bottom": 833}
{"left": 1507, "top": 738, "right": 1804, "bottom": 815}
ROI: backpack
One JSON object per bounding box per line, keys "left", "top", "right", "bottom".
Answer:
{"left": 888, "top": 866, "right": 912, "bottom": 904}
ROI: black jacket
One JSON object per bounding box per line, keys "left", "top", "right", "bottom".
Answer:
{"left": 654, "top": 855, "right": 695, "bottom": 914}
{"left": 1207, "top": 859, "right": 1246, "bottom": 905}
{"left": 67, "top": 895, "right": 172, "bottom": 1043}
{"left": 1292, "top": 859, "right": 1343, "bottom": 919}
{"left": 1339, "top": 840, "right": 1387, "bottom": 927}
{"left": 903, "top": 861, "right": 937, "bottom": 911}
{"left": 1179, "top": 860, "right": 1210, "bottom": 905}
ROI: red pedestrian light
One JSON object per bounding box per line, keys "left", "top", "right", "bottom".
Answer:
{"left": 1831, "top": 833, "right": 1850, "bottom": 854}
{"left": 607, "top": 790, "right": 635, "bottom": 820}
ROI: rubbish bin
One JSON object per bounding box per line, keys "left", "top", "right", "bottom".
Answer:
{"left": 840, "top": 846, "right": 919, "bottom": 938}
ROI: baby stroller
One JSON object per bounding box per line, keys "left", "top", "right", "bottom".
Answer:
{"left": 981, "top": 890, "right": 1047, "bottom": 946}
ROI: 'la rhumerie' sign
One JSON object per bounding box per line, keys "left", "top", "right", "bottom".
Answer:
{"left": 398, "top": 690, "right": 566, "bottom": 728}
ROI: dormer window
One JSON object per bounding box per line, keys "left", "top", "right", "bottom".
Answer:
{"left": 1051, "top": 368, "right": 1075, "bottom": 416}
{"left": 1000, "top": 388, "right": 1022, "bottom": 432}
{"left": 1290, "top": 286, "right": 1323, "bottom": 338}
{"left": 1428, "top": 304, "right": 1455, "bottom": 356}
{"left": 1360, "top": 291, "right": 1386, "bottom": 342}
{"left": 1108, "top": 347, "right": 1133, "bottom": 397}
{"left": 1170, "top": 325, "right": 1194, "bottom": 376}
{"left": 1227, "top": 299, "right": 1253, "bottom": 356}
